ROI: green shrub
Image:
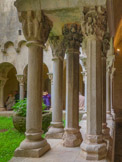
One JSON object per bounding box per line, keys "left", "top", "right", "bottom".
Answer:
{"left": 12, "top": 99, "right": 51, "bottom": 133}
{"left": 42, "top": 112, "right": 52, "bottom": 133}
{"left": 12, "top": 98, "right": 46, "bottom": 117}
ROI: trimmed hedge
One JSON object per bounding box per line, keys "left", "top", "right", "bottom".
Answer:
{"left": 13, "top": 112, "right": 52, "bottom": 133}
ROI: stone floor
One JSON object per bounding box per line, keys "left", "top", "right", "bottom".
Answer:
{"left": 10, "top": 119, "right": 112, "bottom": 162}
{"left": 10, "top": 139, "right": 109, "bottom": 162}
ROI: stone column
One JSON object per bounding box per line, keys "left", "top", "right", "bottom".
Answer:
{"left": 101, "top": 33, "right": 110, "bottom": 139}
{"left": 106, "top": 67, "right": 113, "bottom": 120}
{"left": 110, "top": 67, "right": 116, "bottom": 117}
{"left": 106, "top": 43, "right": 115, "bottom": 120}
{"left": 47, "top": 73, "right": 53, "bottom": 108}
{"left": 16, "top": 75, "right": 25, "bottom": 100}
{"left": 0, "top": 78, "right": 8, "bottom": 111}
{"left": 80, "top": 55, "right": 87, "bottom": 120}
{"left": 63, "top": 24, "right": 83, "bottom": 147}
{"left": 80, "top": 6, "right": 107, "bottom": 160}
{"left": 46, "top": 36, "right": 65, "bottom": 138}
{"left": 14, "top": 10, "right": 53, "bottom": 157}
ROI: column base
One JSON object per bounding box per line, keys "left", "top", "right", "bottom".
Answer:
{"left": 102, "top": 123, "right": 110, "bottom": 139}
{"left": 63, "top": 128, "right": 82, "bottom": 147}
{"left": 46, "top": 122, "right": 64, "bottom": 139}
{"left": 82, "top": 112, "right": 87, "bottom": 120}
{"left": 81, "top": 135, "right": 107, "bottom": 160}
{"left": 14, "top": 133, "right": 50, "bottom": 158}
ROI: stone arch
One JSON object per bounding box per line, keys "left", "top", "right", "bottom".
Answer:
{"left": 0, "top": 62, "right": 18, "bottom": 105}
{"left": 1, "top": 41, "right": 14, "bottom": 54}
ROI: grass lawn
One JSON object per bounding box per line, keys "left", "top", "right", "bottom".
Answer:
{"left": 0, "top": 116, "right": 46, "bottom": 162}
{"left": 0, "top": 116, "right": 25, "bottom": 162}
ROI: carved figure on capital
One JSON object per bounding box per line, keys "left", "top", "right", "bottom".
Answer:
{"left": 62, "top": 23, "right": 83, "bottom": 50}
{"left": 102, "top": 32, "right": 110, "bottom": 57}
{"left": 18, "top": 11, "right": 53, "bottom": 45}
{"left": 49, "top": 36, "right": 65, "bottom": 60}
{"left": 81, "top": 6, "right": 107, "bottom": 40}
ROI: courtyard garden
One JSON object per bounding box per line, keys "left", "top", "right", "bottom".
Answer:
{"left": 0, "top": 116, "right": 25, "bottom": 162}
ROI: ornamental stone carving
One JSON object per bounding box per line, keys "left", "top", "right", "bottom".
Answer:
{"left": 18, "top": 11, "right": 53, "bottom": 45}
{"left": 47, "top": 73, "right": 53, "bottom": 84}
{"left": 102, "top": 32, "right": 110, "bottom": 57}
{"left": 81, "top": 6, "right": 107, "bottom": 40}
{"left": 62, "top": 23, "right": 83, "bottom": 50}
{"left": 16, "top": 75, "right": 25, "bottom": 85}
{"left": 49, "top": 36, "right": 65, "bottom": 60}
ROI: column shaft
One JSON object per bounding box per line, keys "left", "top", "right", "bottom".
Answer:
{"left": 63, "top": 49, "right": 82, "bottom": 147}
{"left": 106, "top": 69, "right": 112, "bottom": 120}
{"left": 101, "top": 56, "right": 110, "bottom": 138}
{"left": 0, "top": 86, "right": 4, "bottom": 108}
{"left": 46, "top": 58, "right": 64, "bottom": 138}
{"left": 66, "top": 50, "right": 79, "bottom": 129}
{"left": 52, "top": 59, "right": 63, "bottom": 123}
{"left": 20, "top": 84, "right": 24, "bottom": 100}
{"left": 14, "top": 42, "right": 50, "bottom": 157}
{"left": 26, "top": 44, "right": 42, "bottom": 132}
{"left": 87, "top": 37, "right": 102, "bottom": 135}
{"left": 81, "top": 37, "right": 107, "bottom": 160}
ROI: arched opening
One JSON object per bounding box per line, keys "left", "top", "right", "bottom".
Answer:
{"left": 0, "top": 62, "right": 18, "bottom": 108}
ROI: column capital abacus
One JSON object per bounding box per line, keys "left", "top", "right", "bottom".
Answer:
{"left": 62, "top": 23, "right": 83, "bottom": 53}
{"left": 49, "top": 36, "right": 65, "bottom": 61}
{"left": 81, "top": 6, "right": 107, "bottom": 41}
{"left": 18, "top": 10, "right": 53, "bottom": 47}
{"left": 16, "top": 75, "right": 25, "bottom": 85}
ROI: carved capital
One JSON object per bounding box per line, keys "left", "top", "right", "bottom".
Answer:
{"left": 81, "top": 6, "right": 107, "bottom": 40}
{"left": 49, "top": 36, "right": 65, "bottom": 60}
{"left": 101, "top": 32, "right": 110, "bottom": 57}
{"left": 106, "top": 55, "right": 115, "bottom": 71}
{"left": 110, "top": 68, "right": 116, "bottom": 80}
{"left": 18, "top": 11, "right": 53, "bottom": 46}
{"left": 80, "top": 55, "right": 87, "bottom": 72}
{"left": 16, "top": 75, "right": 25, "bottom": 85}
{"left": 81, "top": 71, "right": 87, "bottom": 83}
{"left": 47, "top": 73, "right": 53, "bottom": 84}
{"left": 62, "top": 23, "right": 83, "bottom": 51}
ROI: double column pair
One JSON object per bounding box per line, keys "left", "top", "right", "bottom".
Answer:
{"left": 80, "top": 6, "right": 109, "bottom": 160}
{"left": 46, "top": 24, "right": 83, "bottom": 147}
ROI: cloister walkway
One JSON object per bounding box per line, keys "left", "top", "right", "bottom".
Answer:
{"left": 10, "top": 120, "right": 112, "bottom": 162}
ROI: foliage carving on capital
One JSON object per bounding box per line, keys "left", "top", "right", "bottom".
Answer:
{"left": 49, "top": 36, "right": 65, "bottom": 60}
{"left": 18, "top": 11, "right": 53, "bottom": 45}
{"left": 81, "top": 6, "right": 107, "bottom": 40}
{"left": 62, "top": 23, "right": 83, "bottom": 50}
{"left": 16, "top": 75, "right": 25, "bottom": 85}
{"left": 102, "top": 32, "right": 110, "bottom": 57}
